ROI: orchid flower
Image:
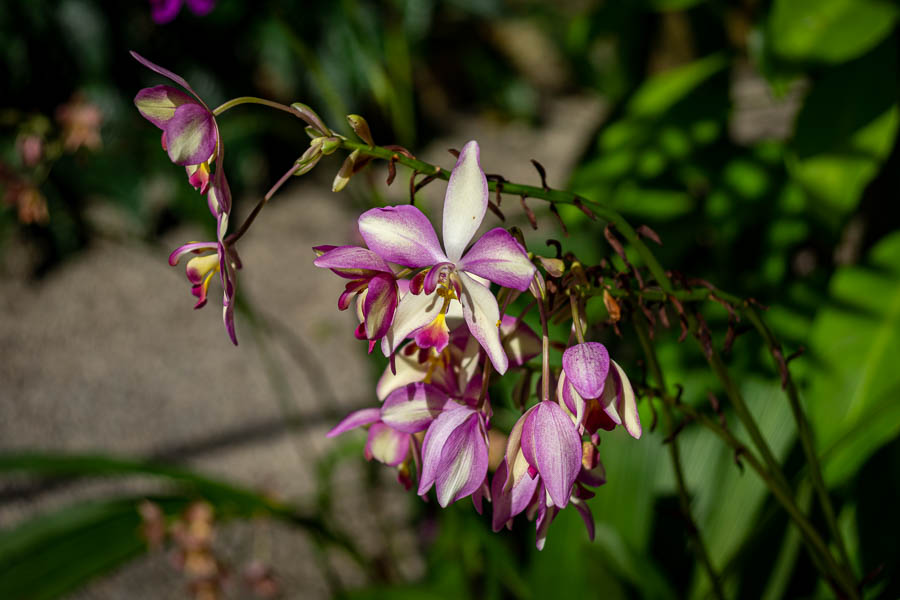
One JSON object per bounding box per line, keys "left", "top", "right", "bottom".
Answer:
{"left": 313, "top": 245, "right": 399, "bottom": 351}
{"left": 149, "top": 0, "right": 215, "bottom": 24}
{"left": 167, "top": 213, "right": 238, "bottom": 345}
{"left": 558, "top": 342, "right": 641, "bottom": 439}
{"left": 417, "top": 402, "right": 490, "bottom": 507}
{"left": 132, "top": 51, "right": 230, "bottom": 215}
{"left": 357, "top": 141, "right": 536, "bottom": 375}
{"left": 491, "top": 401, "right": 607, "bottom": 549}
{"left": 327, "top": 383, "right": 449, "bottom": 467}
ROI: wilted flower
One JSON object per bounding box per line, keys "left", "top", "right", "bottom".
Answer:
{"left": 358, "top": 140, "right": 536, "bottom": 374}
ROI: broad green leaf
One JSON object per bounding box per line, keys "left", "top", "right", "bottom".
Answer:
{"left": 806, "top": 232, "right": 900, "bottom": 485}
{"left": 769, "top": 0, "right": 898, "bottom": 63}
{"left": 788, "top": 41, "right": 899, "bottom": 216}
{"left": 628, "top": 54, "right": 726, "bottom": 117}
{"left": 0, "top": 497, "right": 186, "bottom": 600}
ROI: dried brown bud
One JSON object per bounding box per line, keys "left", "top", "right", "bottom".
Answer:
{"left": 603, "top": 289, "right": 621, "bottom": 322}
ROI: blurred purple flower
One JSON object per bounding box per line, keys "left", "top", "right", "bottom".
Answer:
{"left": 150, "top": 0, "right": 215, "bottom": 24}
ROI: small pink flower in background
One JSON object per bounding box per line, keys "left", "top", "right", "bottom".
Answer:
{"left": 56, "top": 93, "right": 102, "bottom": 153}
{"left": 149, "top": 0, "right": 215, "bottom": 24}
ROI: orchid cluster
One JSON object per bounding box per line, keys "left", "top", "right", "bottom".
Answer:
{"left": 316, "top": 142, "right": 641, "bottom": 549}
{"left": 133, "top": 54, "right": 641, "bottom": 549}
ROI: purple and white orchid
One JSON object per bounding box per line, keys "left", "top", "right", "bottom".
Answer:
{"left": 313, "top": 245, "right": 399, "bottom": 351}
{"left": 558, "top": 342, "right": 641, "bottom": 439}
{"left": 167, "top": 212, "right": 238, "bottom": 345}
{"left": 132, "top": 51, "right": 230, "bottom": 215}
{"left": 356, "top": 141, "right": 536, "bottom": 375}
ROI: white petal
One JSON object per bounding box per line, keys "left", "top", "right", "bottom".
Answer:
{"left": 442, "top": 141, "right": 488, "bottom": 262}
{"left": 457, "top": 271, "right": 508, "bottom": 374}
{"left": 381, "top": 290, "right": 443, "bottom": 357}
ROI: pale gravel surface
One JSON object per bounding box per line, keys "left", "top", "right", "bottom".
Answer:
{"left": 0, "top": 98, "right": 603, "bottom": 599}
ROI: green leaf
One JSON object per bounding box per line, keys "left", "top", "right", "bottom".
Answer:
{"left": 788, "top": 40, "right": 899, "bottom": 216}
{"left": 806, "top": 231, "right": 900, "bottom": 485}
{"left": 0, "top": 497, "right": 185, "bottom": 600}
{"left": 768, "top": 0, "right": 898, "bottom": 63}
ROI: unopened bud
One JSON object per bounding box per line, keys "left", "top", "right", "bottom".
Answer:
{"left": 347, "top": 114, "right": 374, "bottom": 145}
{"left": 537, "top": 256, "right": 565, "bottom": 277}
{"left": 291, "top": 102, "right": 330, "bottom": 136}
{"left": 528, "top": 270, "right": 546, "bottom": 301}
{"left": 332, "top": 150, "right": 359, "bottom": 192}
{"left": 320, "top": 136, "right": 341, "bottom": 156}
{"left": 294, "top": 140, "right": 324, "bottom": 176}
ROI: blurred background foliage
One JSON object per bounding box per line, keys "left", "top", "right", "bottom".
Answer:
{"left": 1, "top": 0, "right": 899, "bottom": 598}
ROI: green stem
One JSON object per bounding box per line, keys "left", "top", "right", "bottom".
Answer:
{"left": 744, "top": 306, "right": 853, "bottom": 574}
{"left": 633, "top": 316, "right": 725, "bottom": 600}
{"left": 686, "top": 313, "right": 858, "bottom": 598}
{"left": 212, "top": 96, "right": 299, "bottom": 118}
{"left": 569, "top": 293, "right": 586, "bottom": 345}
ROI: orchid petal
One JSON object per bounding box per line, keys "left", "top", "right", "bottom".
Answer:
{"left": 418, "top": 404, "right": 475, "bottom": 496}
{"left": 531, "top": 401, "right": 582, "bottom": 508}
{"left": 376, "top": 345, "right": 429, "bottom": 400}
{"left": 491, "top": 452, "right": 541, "bottom": 531}
{"left": 457, "top": 228, "right": 535, "bottom": 291}
{"left": 358, "top": 205, "right": 446, "bottom": 267}
{"left": 365, "top": 423, "right": 410, "bottom": 466}
{"left": 414, "top": 314, "right": 450, "bottom": 353}
{"left": 457, "top": 271, "right": 508, "bottom": 374}
{"left": 326, "top": 408, "right": 381, "bottom": 437}
{"left": 363, "top": 274, "right": 398, "bottom": 340}
{"left": 499, "top": 314, "right": 541, "bottom": 366}
{"left": 129, "top": 51, "right": 206, "bottom": 106}
{"left": 434, "top": 412, "right": 488, "bottom": 507}
{"left": 562, "top": 342, "right": 610, "bottom": 399}
{"left": 313, "top": 245, "right": 392, "bottom": 278}
{"left": 612, "top": 359, "right": 641, "bottom": 439}
{"left": 504, "top": 404, "right": 538, "bottom": 490}
{"left": 423, "top": 262, "right": 455, "bottom": 295}
{"left": 168, "top": 241, "right": 217, "bottom": 266}
{"left": 558, "top": 373, "right": 587, "bottom": 427}
{"left": 163, "top": 103, "right": 216, "bottom": 166}
{"left": 381, "top": 289, "right": 444, "bottom": 357}
{"left": 597, "top": 366, "right": 623, "bottom": 426}
{"left": 134, "top": 85, "right": 195, "bottom": 129}
{"left": 535, "top": 493, "right": 558, "bottom": 551}
{"left": 381, "top": 383, "right": 449, "bottom": 433}
{"left": 442, "top": 140, "right": 487, "bottom": 262}
{"left": 571, "top": 497, "right": 596, "bottom": 542}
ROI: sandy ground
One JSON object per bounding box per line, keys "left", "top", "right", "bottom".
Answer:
{"left": 0, "top": 97, "right": 603, "bottom": 599}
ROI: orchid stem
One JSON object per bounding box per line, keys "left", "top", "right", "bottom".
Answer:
{"left": 213, "top": 96, "right": 299, "bottom": 118}
{"left": 743, "top": 306, "right": 853, "bottom": 573}
{"left": 225, "top": 162, "right": 300, "bottom": 246}
{"left": 633, "top": 315, "right": 725, "bottom": 600}
{"left": 537, "top": 289, "right": 551, "bottom": 404}
{"left": 569, "top": 293, "right": 586, "bottom": 345}
{"left": 685, "top": 313, "right": 858, "bottom": 598}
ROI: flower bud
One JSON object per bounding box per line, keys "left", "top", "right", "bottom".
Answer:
{"left": 320, "top": 136, "right": 342, "bottom": 155}
{"left": 332, "top": 150, "right": 359, "bottom": 192}
{"left": 347, "top": 114, "right": 374, "bottom": 145}
{"left": 291, "top": 102, "right": 330, "bottom": 136}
